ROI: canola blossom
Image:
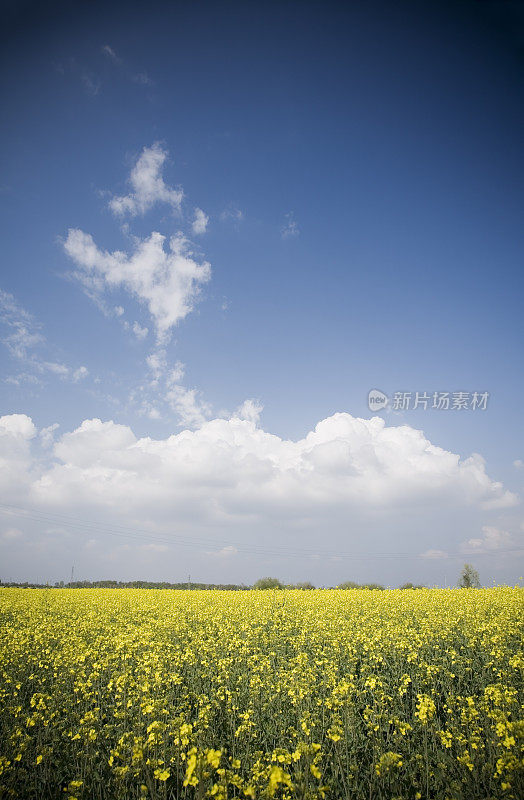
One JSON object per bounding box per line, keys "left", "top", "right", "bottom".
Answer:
{"left": 0, "top": 587, "right": 523, "bottom": 799}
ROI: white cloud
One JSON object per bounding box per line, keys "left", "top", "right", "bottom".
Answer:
{"left": 0, "top": 290, "right": 89, "bottom": 386}
{"left": 142, "top": 352, "right": 210, "bottom": 427}
{"left": 192, "top": 208, "right": 209, "bottom": 235}
{"left": 207, "top": 545, "right": 238, "bottom": 558}
{"left": 109, "top": 143, "right": 183, "bottom": 217}
{"left": 81, "top": 73, "right": 101, "bottom": 97}
{"left": 73, "top": 366, "right": 89, "bottom": 382}
{"left": 462, "top": 525, "right": 513, "bottom": 554}
{"left": 0, "top": 414, "right": 37, "bottom": 504}
{"left": 44, "top": 362, "right": 69, "bottom": 377}
{"left": 281, "top": 212, "right": 299, "bottom": 239}
{"left": 2, "top": 528, "right": 23, "bottom": 540}
{"left": 132, "top": 322, "right": 149, "bottom": 341}
{"left": 64, "top": 229, "right": 211, "bottom": 341}
{"left": 220, "top": 206, "right": 244, "bottom": 223}
{"left": 235, "top": 399, "right": 263, "bottom": 424}
{"left": 140, "top": 543, "right": 169, "bottom": 553}
{"left": 146, "top": 349, "right": 168, "bottom": 381}
{"left": 514, "top": 459, "right": 524, "bottom": 469}
{"left": 0, "top": 289, "right": 44, "bottom": 360}
{"left": 102, "top": 45, "right": 121, "bottom": 63}
{"left": 0, "top": 412, "right": 513, "bottom": 530}
{"left": 40, "top": 424, "right": 60, "bottom": 448}
{"left": 0, "top": 414, "right": 36, "bottom": 440}
{"left": 133, "top": 72, "right": 153, "bottom": 86}
{"left": 164, "top": 384, "right": 212, "bottom": 429}
{"left": 421, "top": 549, "right": 448, "bottom": 559}
{"left": 167, "top": 361, "right": 185, "bottom": 385}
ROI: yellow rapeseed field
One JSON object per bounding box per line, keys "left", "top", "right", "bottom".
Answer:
{"left": 0, "top": 587, "right": 522, "bottom": 800}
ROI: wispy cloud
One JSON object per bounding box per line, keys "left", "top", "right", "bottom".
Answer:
{"left": 220, "top": 206, "right": 244, "bottom": 224}
{"left": 281, "top": 212, "right": 299, "bottom": 239}
{"left": 101, "top": 45, "right": 121, "bottom": 64}
{"left": 132, "top": 72, "right": 153, "bottom": 86}
{"left": 139, "top": 350, "right": 211, "bottom": 428}
{"left": 102, "top": 44, "right": 153, "bottom": 86}
{"left": 420, "top": 549, "right": 448, "bottom": 559}
{"left": 109, "top": 143, "right": 183, "bottom": 217}
{"left": 0, "top": 290, "right": 89, "bottom": 386}
{"left": 132, "top": 321, "right": 149, "bottom": 341}
{"left": 81, "top": 72, "right": 101, "bottom": 97}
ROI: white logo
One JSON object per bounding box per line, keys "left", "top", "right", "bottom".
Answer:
{"left": 368, "top": 389, "right": 389, "bottom": 411}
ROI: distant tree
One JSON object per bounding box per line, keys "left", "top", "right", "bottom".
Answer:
{"left": 293, "top": 581, "right": 315, "bottom": 590}
{"left": 458, "top": 563, "right": 481, "bottom": 588}
{"left": 254, "top": 577, "right": 283, "bottom": 590}
{"left": 399, "top": 582, "right": 425, "bottom": 590}
{"left": 337, "top": 581, "right": 385, "bottom": 590}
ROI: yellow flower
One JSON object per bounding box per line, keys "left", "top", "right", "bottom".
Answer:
{"left": 206, "top": 749, "right": 221, "bottom": 768}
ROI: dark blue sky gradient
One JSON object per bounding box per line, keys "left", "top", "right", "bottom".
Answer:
{"left": 0, "top": 0, "right": 523, "bottom": 582}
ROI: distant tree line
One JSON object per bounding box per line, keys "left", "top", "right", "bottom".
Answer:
{"left": 0, "top": 565, "right": 482, "bottom": 590}
{"left": 0, "top": 579, "right": 250, "bottom": 590}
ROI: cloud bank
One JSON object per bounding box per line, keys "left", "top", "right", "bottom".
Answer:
{"left": 0, "top": 412, "right": 516, "bottom": 528}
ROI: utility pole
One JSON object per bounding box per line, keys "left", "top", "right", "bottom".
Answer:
{"left": 70, "top": 565, "right": 74, "bottom": 586}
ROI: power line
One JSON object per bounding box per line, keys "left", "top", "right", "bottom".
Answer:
{"left": 0, "top": 501, "right": 522, "bottom": 562}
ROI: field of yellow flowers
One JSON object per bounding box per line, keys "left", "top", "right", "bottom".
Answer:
{"left": 0, "top": 588, "right": 522, "bottom": 800}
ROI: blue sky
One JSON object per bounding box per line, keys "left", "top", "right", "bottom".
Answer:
{"left": 1, "top": 0, "right": 523, "bottom": 586}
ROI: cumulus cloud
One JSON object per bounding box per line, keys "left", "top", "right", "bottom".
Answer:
{"left": 109, "top": 143, "right": 183, "bottom": 217}
{"left": 0, "top": 413, "right": 514, "bottom": 531}
{"left": 63, "top": 229, "right": 211, "bottom": 341}
{"left": 192, "top": 208, "right": 209, "bottom": 235}
{"left": 462, "top": 525, "right": 513, "bottom": 554}
{"left": 0, "top": 414, "right": 37, "bottom": 503}
{"left": 514, "top": 459, "right": 524, "bottom": 469}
